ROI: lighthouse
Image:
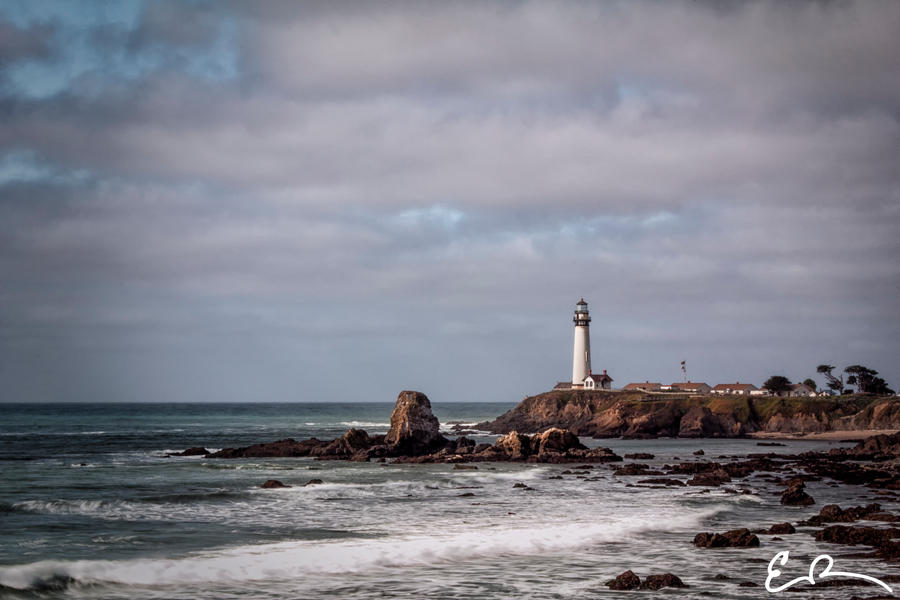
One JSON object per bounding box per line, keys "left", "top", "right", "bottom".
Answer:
{"left": 572, "top": 298, "right": 591, "bottom": 384}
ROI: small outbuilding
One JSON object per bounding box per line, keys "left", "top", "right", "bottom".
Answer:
{"left": 583, "top": 370, "right": 613, "bottom": 390}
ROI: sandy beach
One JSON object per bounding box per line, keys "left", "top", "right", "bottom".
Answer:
{"left": 749, "top": 429, "right": 899, "bottom": 441}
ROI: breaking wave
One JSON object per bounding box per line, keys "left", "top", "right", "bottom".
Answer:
{"left": 0, "top": 506, "right": 718, "bottom": 591}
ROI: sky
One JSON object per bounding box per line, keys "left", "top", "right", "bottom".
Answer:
{"left": 1, "top": 0, "right": 898, "bottom": 404}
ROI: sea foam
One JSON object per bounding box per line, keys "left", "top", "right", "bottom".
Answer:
{"left": 0, "top": 507, "right": 719, "bottom": 590}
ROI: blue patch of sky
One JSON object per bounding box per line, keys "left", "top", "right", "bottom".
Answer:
{"left": 558, "top": 211, "right": 678, "bottom": 239}
{"left": 0, "top": 0, "right": 238, "bottom": 98}
{"left": 0, "top": 149, "right": 91, "bottom": 185}
{"left": 388, "top": 205, "right": 465, "bottom": 230}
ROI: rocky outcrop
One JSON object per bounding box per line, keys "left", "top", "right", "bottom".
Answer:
{"left": 679, "top": 406, "right": 741, "bottom": 437}
{"left": 693, "top": 528, "right": 759, "bottom": 548}
{"left": 815, "top": 525, "right": 900, "bottom": 546}
{"left": 606, "top": 570, "right": 641, "bottom": 590}
{"left": 479, "top": 390, "right": 897, "bottom": 438}
{"left": 687, "top": 468, "right": 731, "bottom": 487}
{"left": 385, "top": 391, "right": 447, "bottom": 455}
{"left": 641, "top": 574, "right": 687, "bottom": 590}
{"left": 312, "top": 429, "right": 383, "bottom": 459}
{"left": 397, "top": 428, "right": 621, "bottom": 464}
{"left": 805, "top": 503, "right": 896, "bottom": 525}
{"left": 767, "top": 523, "right": 796, "bottom": 535}
{"left": 606, "top": 571, "right": 686, "bottom": 591}
{"left": 210, "top": 438, "right": 328, "bottom": 459}
{"left": 781, "top": 480, "right": 815, "bottom": 506}
{"left": 839, "top": 399, "right": 900, "bottom": 431}
{"left": 260, "top": 479, "right": 290, "bottom": 488}
{"left": 845, "top": 431, "right": 900, "bottom": 459}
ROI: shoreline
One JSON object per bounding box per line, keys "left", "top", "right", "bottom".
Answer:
{"left": 748, "top": 429, "right": 899, "bottom": 441}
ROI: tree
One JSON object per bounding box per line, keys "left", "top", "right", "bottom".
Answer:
{"left": 802, "top": 378, "right": 817, "bottom": 392}
{"left": 870, "top": 377, "right": 895, "bottom": 396}
{"left": 844, "top": 365, "right": 879, "bottom": 394}
{"left": 816, "top": 364, "right": 843, "bottom": 394}
{"left": 764, "top": 375, "right": 792, "bottom": 396}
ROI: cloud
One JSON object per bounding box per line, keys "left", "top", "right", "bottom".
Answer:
{"left": 0, "top": 0, "right": 898, "bottom": 402}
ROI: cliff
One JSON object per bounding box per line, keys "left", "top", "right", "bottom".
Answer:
{"left": 479, "top": 390, "right": 899, "bottom": 438}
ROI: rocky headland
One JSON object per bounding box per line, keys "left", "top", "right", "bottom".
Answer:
{"left": 478, "top": 389, "right": 900, "bottom": 438}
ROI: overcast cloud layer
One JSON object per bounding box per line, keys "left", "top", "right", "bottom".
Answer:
{"left": 1, "top": 1, "right": 898, "bottom": 403}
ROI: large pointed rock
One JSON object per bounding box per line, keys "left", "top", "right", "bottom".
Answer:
{"left": 385, "top": 391, "right": 447, "bottom": 455}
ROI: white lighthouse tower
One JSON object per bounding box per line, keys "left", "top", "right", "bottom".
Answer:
{"left": 572, "top": 298, "right": 592, "bottom": 385}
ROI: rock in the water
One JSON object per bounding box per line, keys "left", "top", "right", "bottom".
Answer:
{"left": 687, "top": 468, "right": 732, "bottom": 487}
{"left": 453, "top": 464, "right": 478, "bottom": 470}
{"left": 314, "top": 428, "right": 379, "bottom": 459}
{"left": 636, "top": 477, "right": 686, "bottom": 487}
{"left": 693, "top": 528, "right": 759, "bottom": 548}
{"left": 781, "top": 480, "right": 815, "bottom": 506}
{"left": 693, "top": 449, "right": 705, "bottom": 456}
{"left": 535, "top": 427, "right": 586, "bottom": 454}
{"left": 304, "top": 478, "right": 323, "bottom": 486}
{"left": 494, "top": 431, "right": 533, "bottom": 459}
{"left": 210, "top": 438, "right": 328, "bottom": 459}
{"left": 624, "top": 452, "right": 655, "bottom": 460}
{"left": 815, "top": 525, "right": 900, "bottom": 546}
{"left": 614, "top": 463, "right": 660, "bottom": 476}
{"left": 805, "top": 503, "right": 893, "bottom": 525}
{"left": 261, "top": 479, "right": 290, "bottom": 489}
{"left": 606, "top": 570, "right": 641, "bottom": 590}
{"left": 767, "top": 522, "right": 796, "bottom": 535}
{"left": 385, "top": 391, "right": 447, "bottom": 454}
{"left": 640, "top": 574, "right": 687, "bottom": 590}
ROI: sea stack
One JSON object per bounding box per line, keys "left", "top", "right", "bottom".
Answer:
{"left": 385, "top": 390, "right": 447, "bottom": 455}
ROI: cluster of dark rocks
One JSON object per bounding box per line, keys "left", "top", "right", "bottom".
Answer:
{"left": 173, "top": 391, "right": 624, "bottom": 465}
{"left": 606, "top": 570, "right": 686, "bottom": 591}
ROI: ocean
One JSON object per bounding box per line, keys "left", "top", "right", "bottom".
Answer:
{"left": 0, "top": 403, "right": 896, "bottom": 599}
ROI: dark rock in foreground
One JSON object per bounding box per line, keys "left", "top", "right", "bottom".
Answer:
{"left": 641, "top": 573, "right": 687, "bottom": 590}
{"left": 606, "top": 571, "right": 686, "bottom": 591}
{"left": 606, "top": 570, "right": 641, "bottom": 590}
{"left": 693, "top": 528, "right": 759, "bottom": 548}
{"left": 260, "top": 479, "right": 290, "bottom": 488}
